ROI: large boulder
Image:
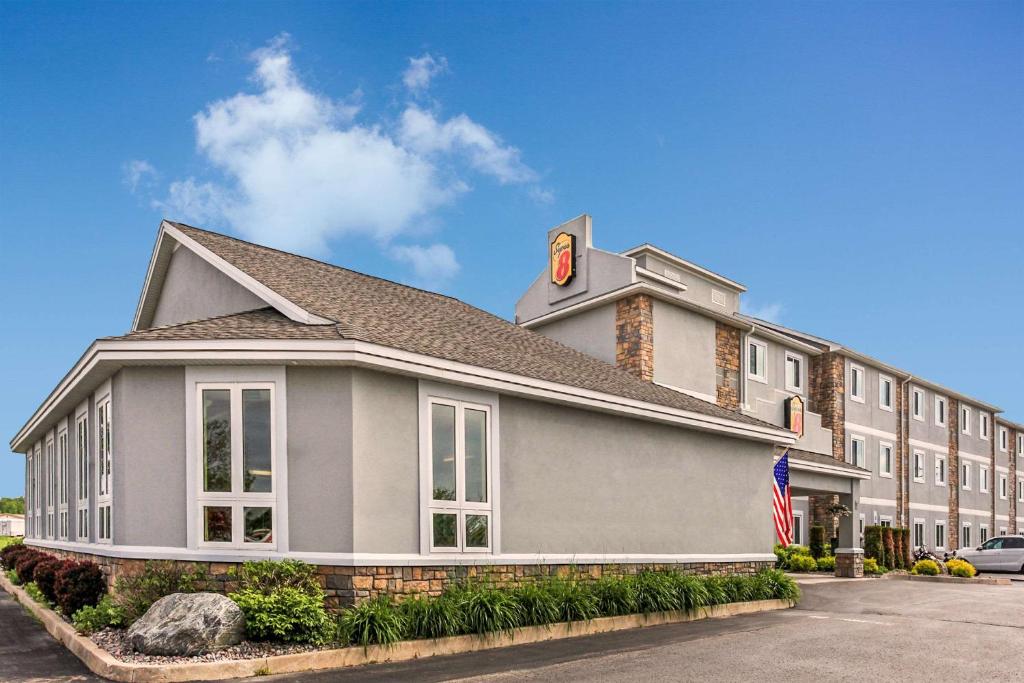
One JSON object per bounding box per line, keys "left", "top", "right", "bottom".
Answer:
{"left": 127, "top": 593, "right": 245, "bottom": 656}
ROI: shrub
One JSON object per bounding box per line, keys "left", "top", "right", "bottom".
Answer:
{"left": 900, "top": 528, "right": 911, "bottom": 567}
{"left": 892, "top": 528, "right": 905, "bottom": 570}
{"left": 787, "top": 544, "right": 811, "bottom": 556}
{"left": 73, "top": 595, "right": 126, "bottom": 634}
{"left": 232, "top": 587, "right": 334, "bottom": 645}
{"left": 788, "top": 554, "right": 818, "bottom": 572}
{"left": 882, "top": 527, "right": 896, "bottom": 568}
{"left": 337, "top": 596, "right": 406, "bottom": 647}
{"left": 809, "top": 525, "right": 827, "bottom": 559}
{"left": 911, "top": 559, "right": 941, "bottom": 576}
{"left": 816, "top": 556, "right": 836, "bottom": 572}
{"left": 53, "top": 561, "right": 106, "bottom": 617}
{"left": 547, "top": 578, "right": 599, "bottom": 623}
{"left": 864, "top": 526, "right": 885, "bottom": 567}
{"left": 114, "top": 560, "right": 208, "bottom": 623}
{"left": 773, "top": 544, "right": 787, "bottom": 568}
{"left": 634, "top": 571, "right": 681, "bottom": 613}
{"left": 511, "top": 581, "right": 562, "bottom": 624}
{"left": 14, "top": 549, "right": 47, "bottom": 585}
{"left": 0, "top": 541, "right": 28, "bottom": 569}
{"left": 751, "top": 569, "right": 800, "bottom": 602}
{"left": 32, "top": 558, "right": 66, "bottom": 604}
{"left": 457, "top": 583, "right": 526, "bottom": 634}
{"left": 702, "top": 576, "right": 730, "bottom": 605}
{"left": 945, "top": 559, "right": 976, "bottom": 578}
{"left": 863, "top": 557, "right": 884, "bottom": 575}
{"left": 670, "top": 574, "right": 711, "bottom": 611}
{"left": 229, "top": 559, "right": 321, "bottom": 595}
{"left": 6, "top": 569, "right": 20, "bottom": 585}
{"left": 399, "top": 593, "right": 465, "bottom": 639}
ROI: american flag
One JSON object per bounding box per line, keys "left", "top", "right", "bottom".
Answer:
{"left": 773, "top": 451, "right": 794, "bottom": 547}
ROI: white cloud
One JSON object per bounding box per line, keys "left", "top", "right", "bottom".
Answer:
{"left": 157, "top": 35, "right": 546, "bottom": 269}
{"left": 403, "top": 53, "right": 447, "bottom": 94}
{"left": 741, "top": 300, "right": 784, "bottom": 323}
{"left": 392, "top": 243, "right": 460, "bottom": 287}
{"left": 122, "top": 159, "right": 158, "bottom": 194}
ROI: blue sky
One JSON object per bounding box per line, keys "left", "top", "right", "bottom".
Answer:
{"left": 1, "top": 2, "right": 1021, "bottom": 496}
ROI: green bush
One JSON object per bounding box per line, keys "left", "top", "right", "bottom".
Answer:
{"left": 229, "top": 559, "right": 321, "bottom": 594}
{"left": 816, "top": 556, "right": 836, "bottom": 572}
{"left": 547, "top": 578, "right": 600, "bottom": 623}
{"left": 670, "top": 574, "right": 710, "bottom": 611}
{"left": 73, "top": 595, "right": 126, "bottom": 634}
{"left": 6, "top": 569, "right": 20, "bottom": 585}
{"left": 702, "top": 576, "right": 729, "bottom": 605}
{"left": 751, "top": 569, "right": 800, "bottom": 602}
{"left": 337, "top": 595, "right": 407, "bottom": 647}
{"left": 863, "top": 557, "right": 884, "bottom": 575}
{"left": 788, "top": 554, "right": 818, "bottom": 572}
{"left": 864, "top": 526, "right": 885, "bottom": 567}
{"left": 114, "top": 560, "right": 208, "bottom": 624}
{"left": 228, "top": 559, "right": 332, "bottom": 645}
{"left": 892, "top": 528, "right": 905, "bottom": 570}
{"left": 911, "top": 559, "right": 940, "bottom": 576}
{"left": 809, "top": 525, "right": 827, "bottom": 559}
{"left": 882, "top": 527, "right": 896, "bottom": 568}
{"left": 945, "top": 559, "right": 976, "bottom": 578}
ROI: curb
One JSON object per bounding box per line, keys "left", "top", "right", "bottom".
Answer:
{"left": 0, "top": 574, "right": 793, "bottom": 682}
{"left": 884, "top": 573, "right": 1012, "bottom": 586}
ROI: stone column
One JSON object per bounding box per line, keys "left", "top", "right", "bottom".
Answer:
{"left": 809, "top": 352, "right": 846, "bottom": 534}
{"left": 615, "top": 294, "right": 654, "bottom": 382}
{"left": 834, "top": 485, "right": 864, "bottom": 578}
{"left": 714, "top": 323, "right": 740, "bottom": 409}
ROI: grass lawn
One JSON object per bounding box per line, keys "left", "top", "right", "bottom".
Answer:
{"left": 0, "top": 536, "right": 21, "bottom": 550}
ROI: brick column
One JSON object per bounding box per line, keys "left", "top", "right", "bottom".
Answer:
{"left": 948, "top": 399, "right": 960, "bottom": 550}
{"left": 615, "top": 294, "right": 654, "bottom": 382}
{"left": 1010, "top": 427, "right": 1019, "bottom": 535}
{"left": 714, "top": 323, "right": 741, "bottom": 409}
{"left": 895, "top": 381, "right": 905, "bottom": 528}
{"left": 808, "top": 352, "right": 846, "bottom": 535}
{"left": 990, "top": 423, "right": 997, "bottom": 534}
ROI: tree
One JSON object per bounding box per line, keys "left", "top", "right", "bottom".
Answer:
{"left": 0, "top": 497, "right": 25, "bottom": 514}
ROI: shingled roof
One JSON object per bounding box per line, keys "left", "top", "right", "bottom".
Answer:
{"left": 122, "top": 222, "right": 781, "bottom": 430}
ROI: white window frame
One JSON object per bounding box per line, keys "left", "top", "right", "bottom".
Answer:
{"left": 879, "top": 441, "right": 894, "bottom": 478}
{"left": 935, "top": 453, "right": 946, "bottom": 486}
{"left": 979, "top": 465, "right": 989, "bottom": 494}
{"left": 57, "top": 422, "right": 69, "bottom": 541}
{"left": 934, "top": 395, "right": 947, "bottom": 427}
{"left": 747, "top": 339, "right": 767, "bottom": 384}
{"left": 980, "top": 413, "right": 990, "bottom": 440}
{"left": 792, "top": 510, "right": 804, "bottom": 546}
{"left": 95, "top": 381, "right": 113, "bottom": 545}
{"left": 961, "top": 522, "right": 971, "bottom": 549}
{"left": 75, "top": 403, "right": 89, "bottom": 542}
{"left": 998, "top": 427, "right": 1008, "bottom": 452}
{"left": 961, "top": 405, "right": 971, "bottom": 435}
{"left": 935, "top": 521, "right": 946, "bottom": 550}
{"left": 851, "top": 436, "right": 866, "bottom": 469}
{"left": 913, "top": 518, "right": 925, "bottom": 549}
{"left": 33, "top": 442, "right": 41, "bottom": 537}
{"left": 913, "top": 450, "right": 926, "bottom": 483}
{"left": 1000, "top": 526, "right": 1008, "bottom": 537}
{"left": 1018, "top": 479, "right": 1024, "bottom": 503}
{"left": 850, "top": 364, "right": 865, "bottom": 403}
{"left": 25, "top": 450, "right": 33, "bottom": 538}
{"left": 784, "top": 351, "right": 805, "bottom": 394}
{"left": 1018, "top": 434, "right": 1023, "bottom": 454}
{"left": 912, "top": 387, "right": 925, "bottom": 421}
{"left": 999, "top": 473, "right": 1008, "bottom": 500}
{"left": 419, "top": 381, "right": 500, "bottom": 555}
{"left": 45, "top": 435, "right": 55, "bottom": 540}
{"left": 878, "top": 375, "right": 893, "bottom": 412}
{"left": 980, "top": 524, "right": 989, "bottom": 545}
{"left": 961, "top": 462, "right": 971, "bottom": 491}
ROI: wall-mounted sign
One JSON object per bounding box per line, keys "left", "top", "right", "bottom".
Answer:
{"left": 785, "top": 395, "right": 805, "bottom": 438}
{"left": 550, "top": 231, "right": 576, "bottom": 286}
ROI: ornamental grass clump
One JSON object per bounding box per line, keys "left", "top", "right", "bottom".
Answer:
{"left": 670, "top": 574, "right": 710, "bottom": 611}
{"left": 399, "top": 593, "right": 465, "bottom": 639}
{"left": 114, "top": 560, "right": 208, "bottom": 624}
{"left": 547, "top": 578, "right": 599, "bottom": 623}
{"left": 634, "top": 571, "right": 681, "bottom": 613}
{"left": 458, "top": 583, "right": 526, "bottom": 634}
{"left": 510, "top": 581, "right": 562, "bottom": 625}
{"left": 591, "top": 576, "right": 639, "bottom": 616}
{"left": 337, "top": 596, "right": 407, "bottom": 647}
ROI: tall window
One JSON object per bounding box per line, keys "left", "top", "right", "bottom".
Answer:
{"left": 980, "top": 466, "right": 989, "bottom": 494}
{"left": 1000, "top": 473, "right": 1008, "bottom": 500}
{"left": 998, "top": 427, "right": 1008, "bottom": 452}
{"left": 935, "top": 454, "right": 946, "bottom": 486}
{"left": 850, "top": 365, "right": 865, "bottom": 402}
{"left": 913, "top": 451, "right": 925, "bottom": 482}
{"left": 913, "top": 521, "right": 925, "bottom": 548}
{"left": 747, "top": 341, "right": 767, "bottom": 383}
{"left": 879, "top": 376, "right": 893, "bottom": 411}
{"left": 46, "top": 437, "right": 55, "bottom": 539}
{"left": 427, "top": 398, "right": 493, "bottom": 552}
{"left": 784, "top": 352, "right": 803, "bottom": 393}
{"left": 980, "top": 525, "right": 989, "bottom": 544}
{"left": 879, "top": 442, "right": 893, "bottom": 477}
{"left": 76, "top": 414, "right": 89, "bottom": 541}
{"left": 935, "top": 521, "right": 946, "bottom": 549}
{"left": 961, "top": 524, "right": 971, "bottom": 549}
{"left": 198, "top": 384, "right": 276, "bottom": 548}
{"left": 1018, "top": 480, "right": 1023, "bottom": 503}
{"left": 33, "top": 443, "right": 41, "bottom": 537}
{"left": 58, "top": 428, "right": 68, "bottom": 540}
{"left": 935, "top": 396, "right": 947, "bottom": 427}
{"left": 851, "top": 437, "right": 866, "bottom": 469}
{"left": 26, "top": 450, "right": 34, "bottom": 537}
{"left": 961, "top": 462, "right": 971, "bottom": 490}
{"left": 961, "top": 406, "right": 971, "bottom": 435}
{"left": 980, "top": 413, "right": 990, "bottom": 439}
{"left": 96, "top": 396, "right": 113, "bottom": 543}
{"left": 912, "top": 387, "right": 924, "bottom": 421}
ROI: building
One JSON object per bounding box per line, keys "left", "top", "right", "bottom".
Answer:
{"left": 0, "top": 514, "right": 25, "bottom": 537}
{"left": 13, "top": 219, "right": 865, "bottom": 604}
{"left": 518, "top": 215, "right": 1023, "bottom": 551}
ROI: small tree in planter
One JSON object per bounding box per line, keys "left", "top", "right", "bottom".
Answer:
{"left": 809, "top": 525, "right": 827, "bottom": 559}
{"left": 882, "top": 527, "right": 896, "bottom": 569}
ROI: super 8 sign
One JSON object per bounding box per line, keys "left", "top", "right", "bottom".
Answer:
{"left": 550, "top": 232, "right": 576, "bottom": 286}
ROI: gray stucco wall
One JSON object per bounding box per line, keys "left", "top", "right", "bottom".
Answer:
{"left": 652, "top": 301, "right": 717, "bottom": 400}
{"left": 151, "top": 245, "right": 266, "bottom": 327}
{"left": 635, "top": 253, "right": 740, "bottom": 314}
{"left": 113, "top": 367, "right": 187, "bottom": 547}
{"left": 286, "top": 367, "right": 354, "bottom": 553}
{"left": 532, "top": 304, "right": 616, "bottom": 365}
{"left": 350, "top": 369, "right": 420, "bottom": 554}
{"left": 499, "top": 396, "right": 774, "bottom": 555}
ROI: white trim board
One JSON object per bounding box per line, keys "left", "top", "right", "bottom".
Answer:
{"left": 845, "top": 422, "right": 896, "bottom": 440}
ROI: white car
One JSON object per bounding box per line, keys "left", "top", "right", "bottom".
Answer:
{"left": 956, "top": 535, "right": 1024, "bottom": 574}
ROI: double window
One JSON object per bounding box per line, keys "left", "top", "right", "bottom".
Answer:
{"left": 879, "top": 442, "right": 893, "bottom": 478}
{"left": 850, "top": 365, "right": 865, "bottom": 403}
{"left": 96, "top": 395, "right": 113, "bottom": 543}
{"left": 784, "top": 351, "right": 804, "bottom": 393}
{"left": 427, "top": 398, "right": 493, "bottom": 552}
{"left": 747, "top": 340, "right": 767, "bottom": 384}
{"left": 76, "top": 413, "right": 89, "bottom": 541}
{"left": 197, "top": 384, "right": 276, "bottom": 548}
{"left": 878, "top": 376, "right": 893, "bottom": 411}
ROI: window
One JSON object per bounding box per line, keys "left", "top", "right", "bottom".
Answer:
{"left": 880, "top": 516, "right": 893, "bottom": 528}
{"left": 980, "top": 413, "right": 990, "bottom": 440}
{"left": 935, "top": 396, "right": 947, "bottom": 427}
{"left": 879, "top": 442, "right": 893, "bottom": 478}
{"left": 784, "top": 351, "right": 804, "bottom": 393}
{"left": 980, "top": 525, "right": 989, "bottom": 544}
{"left": 961, "top": 462, "right": 971, "bottom": 491}
{"left": 878, "top": 375, "right": 893, "bottom": 411}
{"left": 1019, "top": 434, "right": 1023, "bottom": 454}
{"left": 1018, "top": 479, "right": 1024, "bottom": 503}
{"left": 25, "top": 451, "right": 32, "bottom": 538}
{"left": 935, "top": 521, "right": 946, "bottom": 550}
{"left": 998, "top": 427, "right": 1008, "bottom": 452}
{"left": 96, "top": 394, "right": 113, "bottom": 543}
{"left": 58, "top": 427, "right": 68, "bottom": 540}
{"left": 426, "top": 397, "right": 493, "bottom": 552}
{"left": 999, "top": 473, "right": 1008, "bottom": 500}
{"left": 33, "top": 443, "right": 41, "bottom": 537}
{"left": 45, "top": 437, "right": 55, "bottom": 540}
{"left": 961, "top": 406, "right": 971, "bottom": 435}
{"left": 197, "top": 383, "right": 277, "bottom": 549}
{"left": 792, "top": 511, "right": 804, "bottom": 546}
{"left": 747, "top": 340, "right": 767, "bottom": 384}
{"left": 76, "top": 412, "right": 89, "bottom": 541}
{"left": 858, "top": 514, "right": 865, "bottom": 544}
{"left": 1000, "top": 527, "right": 1008, "bottom": 537}
{"left": 980, "top": 466, "right": 989, "bottom": 494}
{"left": 961, "top": 523, "right": 971, "bottom": 549}
{"left": 912, "top": 387, "right": 925, "bottom": 421}
{"left": 851, "top": 436, "right": 866, "bottom": 469}
{"left": 913, "top": 520, "right": 925, "bottom": 548}
{"left": 935, "top": 454, "right": 946, "bottom": 486}
{"left": 850, "top": 365, "right": 865, "bottom": 403}
{"left": 913, "top": 451, "right": 925, "bottom": 483}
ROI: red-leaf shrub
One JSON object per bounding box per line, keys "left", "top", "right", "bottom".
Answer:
{"left": 14, "top": 549, "right": 47, "bottom": 584}
{"left": 54, "top": 560, "right": 106, "bottom": 616}
{"left": 1, "top": 543, "right": 31, "bottom": 570}
{"left": 33, "top": 558, "right": 67, "bottom": 603}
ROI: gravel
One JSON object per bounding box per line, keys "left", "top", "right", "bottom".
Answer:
{"left": 91, "top": 628, "right": 321, "bottom": 665}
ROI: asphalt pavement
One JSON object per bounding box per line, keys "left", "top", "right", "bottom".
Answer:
{"left": 0, "top": 590, "right": 102, "bottom": 682}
